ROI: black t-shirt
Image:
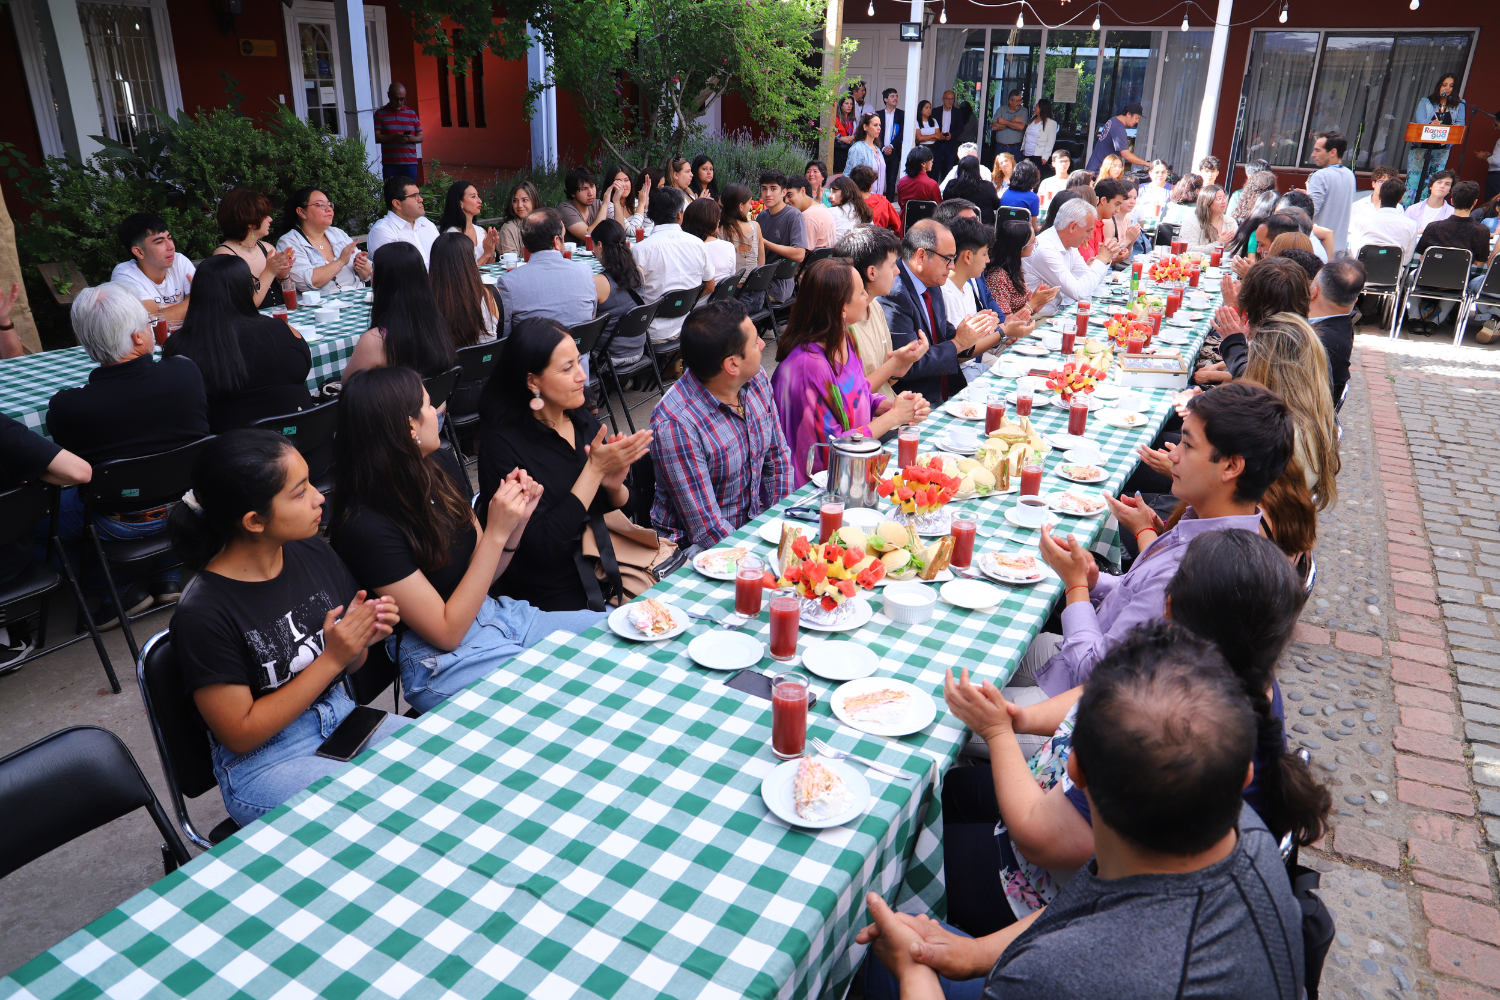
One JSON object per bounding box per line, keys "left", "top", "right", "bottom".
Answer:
{"left": 173, "top": 537, "right": 361, "bottom": 698}
{"left": 0, "top": 412, "right": 61, "bottom": 490}
{"left": 334, "top": 507, "right": 477, "bottom": 603}
{"left": 168, "top": 317, "right": 315, "bottom": 433}
{"left": 47, "top": 354, "right": 210, "bottom": 466}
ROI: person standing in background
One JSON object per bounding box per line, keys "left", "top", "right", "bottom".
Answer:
{"left": 1302, "top": 130, "right": 1354, "bottom": 254}
{"left": 1022, "top": 98, "right": 1058, "bottom": 176}
{"left": 850, "top": 80, "right": 873, "bottom": 120}
{"left": 1405, "top": 73, "right": 1465, "bottom": 207}
{"left": 991, "top": 90, "right": 1028, "bottom": 162}
{"left": 879, "top": 88, "right": 904, "bottom": 200}
{"left": 1487, "top": 137, "right": 1500, "bottom": 203}
{"left": 372, "top": 82, "right": 422, "bottom": 181}
{"left": 1086, "top": 103, "right": 1148, "bottom": 175}
{"left": 932, "top": 91, "right": 971, "bottom": 181}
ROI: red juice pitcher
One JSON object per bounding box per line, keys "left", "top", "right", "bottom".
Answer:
{"left": 771, "top": 672, "right": 808, "bottom": 758}
{"left": 1068, "top": 400, "right": 1089, "bottom": 436}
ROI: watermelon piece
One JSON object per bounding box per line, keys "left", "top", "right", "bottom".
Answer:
{"left": 842, "top": 546, "right": 864, "bottom": 568}
{"left": 836, "top": 578, "right": 856, "bottom": 598}
{"left": 876, "top": 479, "right": 894, "bottom": 497}
{"left": 792, "top": 536, "right": 811, "bottom": 559}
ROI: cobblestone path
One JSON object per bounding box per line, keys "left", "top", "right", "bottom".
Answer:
{"left": 1295, "top": 332, "right": 1500, "bottom": 1000}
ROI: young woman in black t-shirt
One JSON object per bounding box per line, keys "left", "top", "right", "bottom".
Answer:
{"left": 168, "top": 429, "right": 405, "bottom": 826}
{"left": 329, "top": 367, "right": 605, "bottom": 713}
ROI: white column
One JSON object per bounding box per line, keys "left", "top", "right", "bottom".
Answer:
{"left": 1191, "top": 0, "right": 1234, "bottom": 168}
{"left": 33, "top": 0, "right": 100, "bottom": 161}
{"left": 899, "top": 0, "right": 923, "bottom": 172}
{"left": 527, "top": 25, "right": 558, "bottom": 169}
{"left": 333, "top": 0, "right": 379, "bottom": 174}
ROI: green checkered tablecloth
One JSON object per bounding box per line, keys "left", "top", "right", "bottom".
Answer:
{"left": 1, "top": 270, "right": 1217, "bottom": 1000}
{"left": 0, "top": 255, "right": 604, "bottom": 439}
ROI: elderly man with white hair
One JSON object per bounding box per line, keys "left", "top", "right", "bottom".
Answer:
{"left": 47, "top": 281, "right": 210, "bottom": 624}
{"left": 938, "top": 142, "right": 992, "bottom": 196}
{"left": 1022, "top": 198, "right": 1121, "bottom": 316}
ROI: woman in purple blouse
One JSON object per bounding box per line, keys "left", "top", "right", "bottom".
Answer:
{"left": 771, "top": 258, "right": 931, "bottom": 488}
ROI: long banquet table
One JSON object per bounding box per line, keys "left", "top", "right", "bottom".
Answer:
{"left": 1, "top": 266, "right": 1221, "bottom": 1000}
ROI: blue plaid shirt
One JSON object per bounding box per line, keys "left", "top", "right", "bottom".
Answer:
{"left": 649, "top": 369, "right": 793, "bottom": 549}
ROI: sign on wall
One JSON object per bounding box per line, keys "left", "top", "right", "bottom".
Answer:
{"left": 1053, "top": 68, "right": 1079, "bottom": 105}
{"left": 239, "top": 39, "right": 277, "bottom": 56}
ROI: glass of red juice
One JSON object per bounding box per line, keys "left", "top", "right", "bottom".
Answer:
{"left": 280, "top": 280, "right": 298, "bottom": 311}
{"left": 151, "top": 314, "right": 169, "bottom": 346}
{"left": 985, "top": 396, "right": 1006, "bottom": 434}
{"left": 1127, "top": 333, "right": 1145, "bottom": 355}
{"left": 819, "top": 501, "right": 844, "bottom": 544}
{"left": 1188, "top": 265, "right": 1201, "bottom": 288}
{"left": 769, "top": 594, "right": 801, "bottom": 663}
{"left": 950, "top": 518, "right": 977, "bottom": 568}
{"left": 1061, "top": 330, "right": 1076, "bottom": 354}
{"left": 771, "top": 671, "right": 809, "bottom": 758}
{"left": 584, "top": 234, "right": 595, "bottom": 253}
{"left": 897, "top": 426, "right": 919, "bottom": 468}
{"left": 1015, "top": 391, "right": 1033, "bottom": 417}
{"left": 1210, "top": 248, "right": 1223, "bottom": 267}
{"left": 1132, "top": 260, "right": 1143, "bottom": 277}
{"left": 735, "top": 554, "right": 765, "bottom": 617}
{"left": 1068, "top": 400, "right": 1089, "bottom": 436}
{"left": 1171, "top": 240, "right": 1187, "bottom": 256}
{"left": 1074, "top": 311, "right": 1088, "bottom": 338}
{"left": 1148, "top": 306, "right": 1164, "bottom": 335}
{"left": 635, "top": 228, "right": 646, "bottom": 242}
{"left": 271, "top": 304, "right": 289, "bottom": 326}
{"left": 1020, "top": 462, "right": 1042, "bottom": 495}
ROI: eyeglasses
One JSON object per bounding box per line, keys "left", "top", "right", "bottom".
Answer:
{"left": 307, "top": 200, "right": 334, "bottom": 211}
{"left": 926, "top": 249, "right": 958, "bottom": 266}
{"left": 401, "top": 192, "right": 424, "bottom": 202}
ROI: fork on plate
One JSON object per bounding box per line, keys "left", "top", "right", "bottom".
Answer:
{"left": 809, "top": 736, "right": 916, "bottom": 781}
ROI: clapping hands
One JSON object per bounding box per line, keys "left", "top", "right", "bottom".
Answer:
{"left": 587, "top": 426, "right": 652, "bottom": 489}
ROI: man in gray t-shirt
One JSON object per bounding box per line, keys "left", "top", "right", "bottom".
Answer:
{"left": 990, "top": 90, "right": 1027, "bottom": 156}
{"left": 1305, "top": 129, "right": 1356, "bottom": 254}
{"left": 756, "top": 173, "right": 808, "bottom": 304}
{"left": 859, "top": 624, "right": 1307, "bottom": 1000}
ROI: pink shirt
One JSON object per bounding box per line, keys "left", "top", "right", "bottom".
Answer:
{"left": 801, "top": 203, "right": 837, "bottom": 250}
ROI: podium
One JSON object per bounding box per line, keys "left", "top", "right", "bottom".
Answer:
{"left": 1404, "top": 122, "right": 1466, "bottom": 146}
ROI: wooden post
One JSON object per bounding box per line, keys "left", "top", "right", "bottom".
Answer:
{"left": 0, "top": 185, "right": 41, "bottom": 354}
{"left": 822, "top": 0, "right": 845, "bottom": 168}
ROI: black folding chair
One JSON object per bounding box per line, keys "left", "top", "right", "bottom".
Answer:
{"left": 0, "top": 481, "right": 118, "bottom": 690}
{"left": 737, "top": 262, "right": 782, "bottom": 337}
{"left": 136, "top": 630, "right": 240, "bottom": 850}
{"left": 1455, "top": 259, "right": 1500, "bottom": 347}
{"left": 763, "top": 258, "right": 800, "bottom": 339}
{"left": 1392, "top": 246, "right": 1471, "bottom": 341}
{"left": 0, "top": 725, "right": 191, "bottom": 878}
{"left": 564, "top": 314, "right": 620, "bottom": 432}
{"left": 1153, "top": 222, "right": 1178, "bottom": 248}
{"left": 903, "top": 200, "right": 938, "bottom": 230}
{"left": 995, "top": 206, "right": 1032, "bottom": 225}
{"left": 444, "top": 341, "right": 502, "bottom": 467}
{"left": 704, "top": 269, "right": 747, "bottom": 304}
{"left": 423, "top": 364, "right": 464, "bottom": 410}
{"left": 250, "top": 397, "right": 339, "bottom": 494}
{"left": 646, "top": 285, "right": 706, "bottom": 381}
{"left": 80, "top": 436, "right": 214, "bottom": 663}
{"left": 594, "top": 300, "right": 664, "bottom": 433}
{"left": 1356, "top": 244, "right": 1404, "bottom": 330}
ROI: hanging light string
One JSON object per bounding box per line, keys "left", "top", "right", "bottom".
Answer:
{"left": 868, "top": 0, "right": 1288, "bottom": 29}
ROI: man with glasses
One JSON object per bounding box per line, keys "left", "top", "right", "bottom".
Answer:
{"left": 1023, "top": 198, "right": 1118, "bottom": 316}
{"left": 367, "top": 175, "right": 440, "bottom": 267}
{"left": 882, "top": 219, "right": 1001, "bottom": 403}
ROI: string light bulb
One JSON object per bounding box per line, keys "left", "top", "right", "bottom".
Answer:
{"left": 867, "top": 0, "right": 873, "bottom": 13}
{"left": 1278, "top": 1, "right": 1288, "bottom": 22}
{"left": 1181, "top": 12, "right": 1189, "bottom": 29}
{"left": 1091, "top": 8, "right": 1100, "bottom": 30}
{"left": 1408, "top": 0, "right": 1419, "bottom": 8}
{"left": 1016, "top": 6, "right": 1024, "bottom": 27}
{"left": 939, "top": 2, "right": 947, "bottom": 22}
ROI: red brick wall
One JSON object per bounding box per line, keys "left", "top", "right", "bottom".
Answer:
{"left": 0, "top": 14, "right": 48, "bottom": 217}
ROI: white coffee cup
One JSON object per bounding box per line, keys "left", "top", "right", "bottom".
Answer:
{"left": 1041, "top": 332, "right": 1064, "bottom": 352}
{"left": 995, "top": 360, "right": 1024, "bottom": 378}
{"left": 313, "top": 306, "right": 338, "bottom": 325}
{"left": 947, "top": 425, "right": 979, "bottom": 451}
{"left": 480, "top": 273, "right": 498, "bottom": 285}
{"left": 1012, "top": 496, "right": 1050, "bottom": 527}
{"left": 564, "top": 242, "right": 577, "bottom": 252}
{"left": 301, "top": 289, "right": 321, "bottom": 306}
{"left": 501, "top": 252, "right": 519, "bottom": 262}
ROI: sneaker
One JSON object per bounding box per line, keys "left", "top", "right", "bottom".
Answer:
{"left": 0, "top": 637, "right": 34, "bottom": 670}
{"left": 150, "top": 582, "right": 183, "bottom": 604}
{"left": 1478, "top": 319, "right": 1499, "bottom": 345}
{"left": 80, "top": 583, "right": 153, "bottom": 633}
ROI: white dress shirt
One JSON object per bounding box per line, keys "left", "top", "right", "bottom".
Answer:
{"left": 882, "top": 109, "right": 899, "bottom": 150}
{"left": 1022, "top": 226, "right": 1109, "bottom": 316}
{"left": 366, "top": 211, "right": 440, "bottom": 266}
{"left": 1351, "top": 207, "right": 1421, "bottom": 265}
{"left": 633, "top": 224, "right": 716, "bottom": 343}
{"left": 1348, "top": 194, "right": 1382, "bottom": 248}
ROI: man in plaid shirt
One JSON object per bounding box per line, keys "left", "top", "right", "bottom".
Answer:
{"left": 650, "top": 300, "right": 792, "bottom": 550}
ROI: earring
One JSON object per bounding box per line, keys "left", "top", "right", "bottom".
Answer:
{"left": 412, "top": 430, "right": 421, "bottom": 446}
{"left": 529, "top": 388, "right": 545, "bottom": 411}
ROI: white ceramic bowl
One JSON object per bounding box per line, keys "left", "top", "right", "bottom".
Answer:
{"left": 883, "top": 581, "right": 937, "bottom": 625}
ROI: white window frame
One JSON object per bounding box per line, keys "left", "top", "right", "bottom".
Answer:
{"left": 281, "top": 1, "right": 389, "bottom": 132}
{"left": 10, "top": 0, "right": 183, "bottom": 157}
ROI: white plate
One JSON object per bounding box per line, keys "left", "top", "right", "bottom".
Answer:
{"left": 607, "top": 599, "right": 690, "bottom": 642}
{"left": 693, "top": 545, "right": 759, "bottom": 581}
{"left": 1063, "top": 447, "right": 1105, "bottom": 465}
{"left": 1046, "top": 490, "right": 1108, "bottom": 517}
{"left": 1090, "top": 383, "right": 1128, "bottom": 400}
{"left": 761, "top": 757, "right": 871, "bottom": 829}
{"left": 1046, "top": 433, "right": 1092, "bottom": 450}
{"left": 874, "top": 568, "right": 954, "bottom": 586}
{"left": 933, "top": 433, "right": 981, "bottom": 456}
{"left": 802, "top": 640, "right": 880, "bottom": 680}
{"left": 1005, "top": 507, "right": 1059, "bottom": 531}
{"left": 687, "top": 630, "right": 764, "bottom": 671}
{"left": 939, "top": 578, "right": 1004, "bottom": 610}
{"left": 831, "top": 677, "right": 937, "bottom": 738}
{"left": 990, "top": 361, "right": 1026, "bottom": 379}
{"left": 1056, "top": 463, "right": 1107, "bottom": 484}
{"left": 943, "top": 399, "right": 987, "bottom": 421}
{"left": 1112, "top": 393, "right": 1147, "bottom": 412}
{"left": 1165, "top": 314, "right": 1193, "bottom": 328}
{"left": 978, "top": 551, "right": 1052, "bottom": 585}
{"left": 842, "top": 507, "right": 884, "bottom": 533}
{"left": 1098, "top": 408, "right": 1150, "bottom": 430}
{"left": 800, "top": 596, "right": 875, "bottom": 633}
{"left": 1048, "top": 393, "right": 1104, "bottom": 411}
{"left": 758, "top": 518, "right": 788, "bottom": 544}
{"left": 1011, "top": 343, "right": 1050, "bottom": 357}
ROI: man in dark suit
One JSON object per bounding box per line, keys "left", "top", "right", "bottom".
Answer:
{"left": 879, "top": 88, "right": 905, "bottom": 200}
{"left": 880, "top": 219, "right": 1000, "bottom": 404}
{"left": 1307, "top": 258, "right": 1363, "bottom": 405}
{"left": 931, "top": 90, "right": 972, "bottom": 182}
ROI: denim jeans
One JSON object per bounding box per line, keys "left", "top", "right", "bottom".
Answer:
{"left": 391, "top": 595, "right": 605, "bottom": 714}
{"left": 210, "top": 684, "right": 409, "bottom": 827}
{"left": 862, "top": 920, "right": 987, "bottom": 1000}
{"left": 52, "top": 486, "right": 180, "bottom": 597}
{"left": 382, "top": 163, "right": 419, "bottom": 180}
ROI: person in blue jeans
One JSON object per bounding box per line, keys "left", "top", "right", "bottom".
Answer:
{"left": 328, "top": 367, "right": 605, "bottom": 714}
{"left": 169, "top": 429, "right": 408, "bottom": 827}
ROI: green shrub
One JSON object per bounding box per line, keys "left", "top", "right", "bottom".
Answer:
{"left": 12, "top": 105, "right": 380, "bottom": 348}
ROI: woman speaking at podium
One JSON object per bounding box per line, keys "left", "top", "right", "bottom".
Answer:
{"left": 1405, "top": 73, "right": 1465, "bottom": 207}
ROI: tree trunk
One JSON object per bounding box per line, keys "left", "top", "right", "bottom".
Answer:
{"left": 0, "top": 184, "right": 41, "bottom": 354}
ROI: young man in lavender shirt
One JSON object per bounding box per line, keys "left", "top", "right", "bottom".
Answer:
{"left": 1004, "top": 382, "right": 1295, "bottom": 717}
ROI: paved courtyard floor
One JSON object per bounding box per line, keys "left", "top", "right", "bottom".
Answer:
{"left": 2, "top": 327, "right": 1500, "bottom": 994}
